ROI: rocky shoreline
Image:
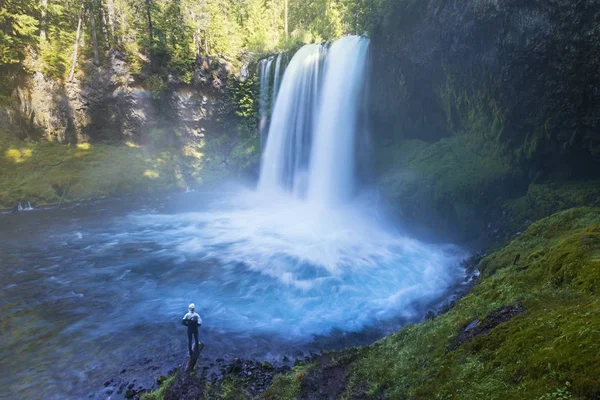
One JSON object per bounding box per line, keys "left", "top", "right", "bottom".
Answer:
{"left": 101, "top": 354, "right": 297, "bottom": 400}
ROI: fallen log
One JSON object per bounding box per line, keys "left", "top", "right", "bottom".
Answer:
{"left": 179, "top": 342, "right": 204, "bottom": 382}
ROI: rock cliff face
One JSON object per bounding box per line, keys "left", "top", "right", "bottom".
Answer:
{"left": 1, "top": 50, "right": 240, "bottom": 145}
{"left": 0, "top": 52, "right": 260, "bottom": 209}
{"left": 369, "top": 0, "right": 600, "bottom": 243}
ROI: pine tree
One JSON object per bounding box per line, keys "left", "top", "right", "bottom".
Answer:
{"left": 0, "top": 0, "right": 39, "bottom": 102}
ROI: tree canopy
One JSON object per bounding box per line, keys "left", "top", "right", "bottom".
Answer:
{"left": 0, "top": 0, "right": 390, "bottom": 102}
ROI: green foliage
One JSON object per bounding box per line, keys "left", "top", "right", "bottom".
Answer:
{"left": 538, "top": 382, "right": 572, "bottom": 400}
{"left": 0, "top": 1, "right": 39, "bottom": 66}
{"left": 39, "top": 36, "right": 70, "bottom": 79}
{"left": 0, "top": 0, "right": 39, "bottom": 103}
{"left": 231, "top": 75, "right": 258, "bottom": 120}
{"left": 0, "top": 0, "right": 384, "bottom": 107}
{"left": 148, "top": 0, "right": 196, "bottom": 81}
{"left": 201, "top": 0, "right": 244, "bottom": 59}
{"left": 146, "top": 74, "right": 167, "bottom": 99}
{"left": 38, "top": 0, "right": 78, "bottom": 80}
{"left": 229, "top": 75, "right": 261, "bottom": 172}
{"left": 439, "top": 69, "right": 505, "bottom": 142}
{"left": 264, "top": 364, "right": 311, "bottom": 399}
{"left": 244, "top": 0, "right": 277, "bottom": 53}
{"left": 288, "top": 0, "right": 344, "bottom": 42}
{"left": 221, "top": 377, "right": 248, "bottom": 399}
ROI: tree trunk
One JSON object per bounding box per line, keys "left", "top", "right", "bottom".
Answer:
{"left": 68, "top": 0, "right": 86, "bottom": 82}
{"left": 106, "top": 0, "right": 116, "bottom": 40}
{"left": 89, "top": 1, "right": 100, "bottom": 65}
{"left": 99, "top": 2, "right": 110, "bottom": 46}
{"left": 191, "top": 13, "right": 200, "bottom": 56}
{"left": 284, "top": 0, "right": 288, "bottom": 40}
{"left": 145, "top": 0, "right": 154, "bottom": 68}
{"left": 145, "top": 0, "right": 154, "bottom": 46}
{"left": 179, "top": 342, "right": 204, "bottom": 382}
{"left": 204, "top": 31, "right": 209, "bottom": 56}
{"left": 40, "top": 0, "right": 48, "bottom": 40}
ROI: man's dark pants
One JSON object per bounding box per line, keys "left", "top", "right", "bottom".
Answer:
{"left": 188, "top": 328, "right": 199, "bottom": 354}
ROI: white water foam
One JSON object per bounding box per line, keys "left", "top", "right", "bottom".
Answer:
{"left": 129, "top": 188, "right": 466, "bottom": 337}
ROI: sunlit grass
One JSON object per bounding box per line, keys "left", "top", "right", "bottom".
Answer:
{"left": 5, "top": 148, "right": 33, "bottom": 163}
{"left": 0, "top": 131, "right": 204, "bottom": 209}
{"left": 76, "top": 143, "right": 91, "bottom": 150}
{"left": 125, "top": 141, "right": 141, "bottom": 148}
{"left": 143, "top": 169, "right": 160, "bottom": 179}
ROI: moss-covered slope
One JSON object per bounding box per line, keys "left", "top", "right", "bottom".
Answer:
{"left": 376, "top": 135, "right": 522, "bottom": 241}
{"left": 0, "top": 130, "right": 240, "bottom": 209}
{"left": 376, "top": 133, "right": 600, "bottom": 244}
{"left": 265, "top": 207, "right": 600, "bottom": 399}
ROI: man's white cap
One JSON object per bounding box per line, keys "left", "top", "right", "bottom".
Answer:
{"left": 188, "top": 303, "right": 195, "bottom": 310}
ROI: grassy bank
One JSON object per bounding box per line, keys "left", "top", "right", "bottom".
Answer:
{"left": 265, "top": 207, "right": 600, "bottom": 399}
{"left": 0, "top": 131, "right": 234, "bottom": 210}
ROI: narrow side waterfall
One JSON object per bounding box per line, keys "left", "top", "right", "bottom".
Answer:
{"left": 258, "top": 57, "right": 274, "bottom": 147}
{"left": 272, "top": 53, "right": 284, "bottom": 109}
{"left": 258, "top": 36, "right": 369, "bottom": 205}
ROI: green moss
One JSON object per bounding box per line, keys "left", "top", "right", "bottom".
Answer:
{"left": 263, "top": 364, "right": 312, "bottom": 400}
{"left": 377, "top": 134, "right": 518, "bottom": 239}
{"left": 439, "top": 69, "right": 505, "bottom": 142}
{"left": 373, "top": 62, "right": 541, "bottom": 241}
{"left": 505, "top": 181, "right": 600, "bottom": 232}
{"left": 0, "top": 130, "right": 236, "bottom": 209}
{"left": 220, "top": 377, "right": 249, "bottom": 400}
{"left": 264, "top": 207, "right": 600, "bottom": 399}
{"left": 141, "top": 375, "right": 176, "bottom": 400}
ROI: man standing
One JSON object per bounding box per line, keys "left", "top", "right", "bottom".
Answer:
{"left": 182, "top": 303, "right": 202, "bottom": 355}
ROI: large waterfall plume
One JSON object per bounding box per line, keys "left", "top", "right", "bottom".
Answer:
{"left": 258, "top": 36, "right": 369, "bottom": 205}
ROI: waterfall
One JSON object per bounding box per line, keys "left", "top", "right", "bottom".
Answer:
{"left": 258, "top": 43, "right": 327, "bottom": 196}
{"left": 258, "top": 56, "right": 274, "bottom": 148}
{"left": 272, "top": 53, "right": 284, "bottom": 110}
{"left": 258, "top": 36, "right": 370, "bottom": 206}
{"left": 17, "top": 201, "right": 34, "bottom": 211}
{"left": 307, "top": 37, "right": 369, "bottom": 206}
{"left": 258, "top": 53, "right": 285, "bottom": 149}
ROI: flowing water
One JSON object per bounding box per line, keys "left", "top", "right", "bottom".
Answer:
{"left": 258, "top": 56, "right": 274, "bottom": 148}
{"left": 1, "top": 36, "right": 467, "bottom": 399}
{"left": 272, "top": 53, "right": 284, "bottom": 110}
